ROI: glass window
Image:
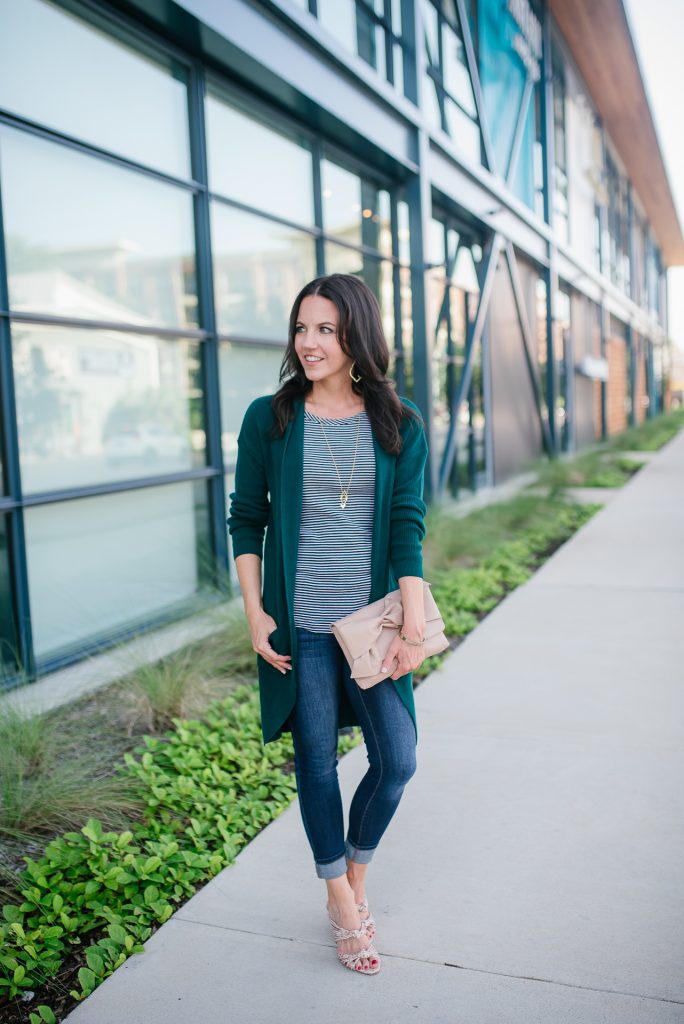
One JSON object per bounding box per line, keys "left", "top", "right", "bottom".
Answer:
{"left": 205, "top": 89, "right": 315, "bottom": 228}
{"left": 0, "top": 125, "right": 198, "bottom": 329}
{"left": 211, "top": 203, "right": 317, "bottom": 341}
{"left": 10, "top": 322, "right": 202, "bottom": 494}
{"left": 0, "top": 0, "right": 191, "bottom": 179}
{"left": 479, "top": 0, "right": 542, "bottom": 203}
{"left": 219, "top": 343, "right": 285, "bottom": 467}
{"left": 323, "top": 245, "right": 396, "bottom": 347}
{"left": 397, "top": 199, "right": 411, "bottom": 264}
{"left": 422, "top": 0, "right": 481, "bottom": 164}
{"left": 554, "top": 285, "right": 571, "bottom": 450}
{"left": 224, "top": 470, "right": 238, "bottom": 591}
{"left": 321, "top": 159, "right": 391, "bottom": 254}
{"left": 318, "top": 0, "right": 357, "bottom": 52}
{"left": 0, "top": 514, "right": 18, "bottom": 680}
{"left": 426, "top": 218, "right": 485, "bottom": 495}
{"left": 605, "top": 151, "right": 631, "bottom": 295}
{"left": 397, "top": 264, "right": 414, "bottom": 397}
{"left": 316, "top": 0, "right": 404, "bottom": 90}
{"left": 536, "top": 276, "right": 549, "bottom": 423}
{"left": 24, "top": 479, "right": 213, "bottom": 662}
{"left": 552, "top": 46, "right": 569, "bottom": 244}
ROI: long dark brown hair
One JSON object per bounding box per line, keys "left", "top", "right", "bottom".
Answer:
{"left": 268, "top": 274, "right": 422, "bottom": 455}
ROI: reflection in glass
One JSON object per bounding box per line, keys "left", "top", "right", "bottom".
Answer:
{"left": 426, "top": 221, "right": 485, "bottom": 494}
{"left": 442, "top": 20, "right": 476, "bottom": 118}
{"left": 0, "top": 515, "right": 18, "bottom": 679}
{"left": 324, "top": 245, "right": 395, "bottom": 348}
{"left": 211, "top": 203, "right": 316, "bottom": 342}
{"left": 422, "top": 0, "right": 481, "bottom": 164}
{"left": 24, "top": 480, "right": 213, "bottom": 662}
{"left": 225, "top": 470, "right": 238, "bottom": 590}
{"left": 321, "top": 160, "right": 391, "bottom": 253}
{"left": 205, "top": 90, "right": 315, "bottom": 227}
{"left": 398, "top": 264, "right": 414, "bottom": 398}
{"left": 11, "top": 323, "right": 202, "bottom": 494}
{"left": 536, "top": 277, "right": 549, "bottom": 422}
{"left": 397, "top": 200, "right": 411, "bottom": 264}
{"left": 318, "top": 0, "right": 356, "bottom": 52}
{"left": 0, "top": 0, "right": 191, "bottom": 179}
{"left": 1, "top": 125, "right": 198, "bottom": 328}
{"left": 317, "top": 0, "right": 402, "bottom": 86}
{"left": 219, "top": 344, "right": 285, "bottom": 466}
{"left": 554, "top": 287, "right": 571, "bottom": 450}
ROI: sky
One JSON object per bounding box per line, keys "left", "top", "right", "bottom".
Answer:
{"left": 623, "top": 0, "right": 684, "bottom": 351}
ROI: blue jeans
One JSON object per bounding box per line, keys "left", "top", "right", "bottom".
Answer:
{"left": 287, "top": 626, "right": 418, "bottom": 880}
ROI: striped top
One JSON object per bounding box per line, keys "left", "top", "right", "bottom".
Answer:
{"left": 293, "top": 408, "right": 376, "bottom": 632}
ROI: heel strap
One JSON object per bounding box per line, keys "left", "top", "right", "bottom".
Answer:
{"left": 328, "top": 913, "right": 369, "bottom": 942}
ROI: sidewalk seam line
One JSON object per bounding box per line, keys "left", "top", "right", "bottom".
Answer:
{"left": 170, "top": 914, "right": 684, "bottom": 1006}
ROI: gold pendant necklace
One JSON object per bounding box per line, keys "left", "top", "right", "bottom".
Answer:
{"left": 315, "top": 413, "right": 362, "bottom": 510}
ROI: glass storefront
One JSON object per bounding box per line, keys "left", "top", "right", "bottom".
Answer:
{"left": 0, "top": 0, "right": 674, "bottom": 686}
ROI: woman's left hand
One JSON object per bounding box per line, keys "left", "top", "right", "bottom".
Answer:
{"left": 382, "top": 633, "right": 427, "bottom": 680}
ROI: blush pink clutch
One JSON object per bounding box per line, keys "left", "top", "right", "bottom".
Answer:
{"left": 330, "top": 581, "right": 450, "bottom": 689}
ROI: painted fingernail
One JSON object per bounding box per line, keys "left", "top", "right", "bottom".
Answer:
{"left": 381, "top": 666, "right": 387, "bottom": 671}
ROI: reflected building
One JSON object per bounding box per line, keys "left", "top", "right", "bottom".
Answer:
{"left": 0, "top": 0, "right": 681, "bottom": 687}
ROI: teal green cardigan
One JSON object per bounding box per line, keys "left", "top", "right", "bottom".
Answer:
{"left": 227, "top": 393, "right": 429, "bottom": 746}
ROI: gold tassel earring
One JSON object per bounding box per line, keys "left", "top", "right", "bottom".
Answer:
{"left": 349, "top": 361, "right": 362, "bottom": 383}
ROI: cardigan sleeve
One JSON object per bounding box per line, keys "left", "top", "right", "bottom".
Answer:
{"left": 226, "top": 400, "right": 271, "bottom": 560}
{"left": 389, "top": 407, "right": 429, "bottom": 580}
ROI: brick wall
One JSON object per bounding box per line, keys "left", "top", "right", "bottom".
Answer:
{"left": 593, "top": 324, "right": 603, "bottom": 440}
{"left": 606, "top": 337, "right": 628, "bottom": 436}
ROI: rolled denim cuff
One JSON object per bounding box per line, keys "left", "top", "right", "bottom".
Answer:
{"left": 345, "top": 838, "right": 376, "bottom": 865}
{"left": 315, "top": 853, "right": 348, "bottom": 879}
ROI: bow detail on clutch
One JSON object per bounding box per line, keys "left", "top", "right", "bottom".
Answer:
{"left": 330, "top": 582, "right": 449, "bottom": 689}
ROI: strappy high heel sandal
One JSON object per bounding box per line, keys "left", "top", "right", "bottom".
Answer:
{"left": 356, "top": 895, "right": 376, "bottom": 940}
{"left": 327, "top": 907, "right": 381, "bottom": 974}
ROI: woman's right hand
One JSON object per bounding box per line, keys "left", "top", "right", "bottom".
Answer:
{"left": 247, "top": 609, "right": 292, "bottom": 676}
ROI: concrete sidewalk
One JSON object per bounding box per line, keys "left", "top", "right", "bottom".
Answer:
{"left": 66, "top": 431, "right": 684, "bottom": 1024}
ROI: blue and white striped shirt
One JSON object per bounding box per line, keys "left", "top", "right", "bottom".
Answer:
{"left": 293, "top": 409, "right": 376, "bottom": 632}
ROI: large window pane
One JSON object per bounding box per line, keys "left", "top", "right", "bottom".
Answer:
{"left": 324, "top": 244, "right": 395, "bottom": 347}
{"left": 317, "top": 0, "right": 357, "bottom": 52}
{"left": 219, "top": 343, "right": 284, "bottom": 466}
{"left": 205, "top": 90, "right": 315, "bottom": 227}
{"left": 427, "top": 222, "right": 485, "bottom": 494}
{"left": 321, "top": 159, "right": 391, "bottom": 253}
{"left": 24, "top": 480, "right": 213, "bottom": 661}
{"left": 11, "top": 323, "right": 203, "bottom": 494}
{"left": 0, "top": 125, "right": 198, "bottom": 329}
{"left": 316, "top": 0, "right": 403, "bottom": 88}
{"left": 0, "top": 514, "right": 18, "bottom": 680}
{"left": 211, "top": 203, "right": 316, "bottom": 341}
{"left": 0, "top": 0, "right": 190, "bottom": 179}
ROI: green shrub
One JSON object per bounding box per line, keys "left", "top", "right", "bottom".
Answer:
{"left": 0, "top": 684, "right": 361, "bottom": 1014}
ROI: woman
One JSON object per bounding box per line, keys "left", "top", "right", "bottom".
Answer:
{"left": 227, "top": 273, "right": 430, "bottom": 976}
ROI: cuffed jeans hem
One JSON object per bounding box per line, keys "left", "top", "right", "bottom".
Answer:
{"left": 345, "top": 838, "right": 376, "bottom": 865}
{"left": 315, "top": 853, "right": 348, "bottom": 880}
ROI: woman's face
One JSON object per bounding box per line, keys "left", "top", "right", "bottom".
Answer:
{"left": 294, "top": 294, "right": 355, "bottom": 383}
